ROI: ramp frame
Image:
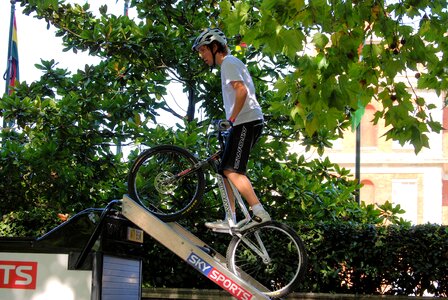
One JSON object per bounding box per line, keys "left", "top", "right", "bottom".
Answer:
{"left": 121, "top": 194, "right": 270, "bottom": 300}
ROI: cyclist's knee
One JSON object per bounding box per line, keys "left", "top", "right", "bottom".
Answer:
{"left": 223, "top": 168, "right": 241, "bottom": 177}
{"left": 222, "top": 169, "right": 232, "bottom": 178}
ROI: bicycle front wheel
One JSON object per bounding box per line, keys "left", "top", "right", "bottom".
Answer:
{"left": 226, "top": 221, "right": 307, "bottom": 299}
{"left": 127, "top": 145, "right": 205, "bottom": 222}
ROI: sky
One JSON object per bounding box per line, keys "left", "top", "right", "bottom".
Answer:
{"left": 0, "top": 0, "right": 189, "bottom": 127}
{"left": 0, "top": 0, "right": 126, "bottom": 85}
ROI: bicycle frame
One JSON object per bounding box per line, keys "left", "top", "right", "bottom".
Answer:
{"left": 165, "top": 123, "right": 266, "bottom": 235}
{"left": 205, "top": 156, "right": 273, "bottom": 268}
{"left": 216, "top": 174, "right": 274, "bottom": 265}
{"left": 173, "top": 151, "right": 252, "bottom": 234}
{"left": 169, "top": 123, "right": 255, "bottom": 234}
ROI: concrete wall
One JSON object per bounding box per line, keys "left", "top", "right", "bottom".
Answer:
{"left": 141, "top": 288, "right": 441, "bottom": 300}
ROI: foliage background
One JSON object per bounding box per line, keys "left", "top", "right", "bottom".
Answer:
{"left": 1, "top": 0, "right": 447, "bottom": 296}
{"left": 137, "top": 222, "right": 448, "bottom": 296}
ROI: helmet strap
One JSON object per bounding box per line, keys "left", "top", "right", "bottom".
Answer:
{"left": 207, "top": 44, "right": 218, "bottom": 70}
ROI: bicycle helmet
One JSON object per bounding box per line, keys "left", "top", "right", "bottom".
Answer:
{"left": 192, "top": 28, "right": 227, "bottom": 51}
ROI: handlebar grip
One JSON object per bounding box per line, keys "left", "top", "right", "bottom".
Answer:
{"left": 218, "top": 120, "right": 232, "bottom": 130}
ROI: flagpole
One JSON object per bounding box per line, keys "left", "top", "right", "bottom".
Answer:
{"left": 3, "top": 0, "right": 17, "bottom": 130}
{"left": 4, "top": 0, "right": 16, "bottom": 96}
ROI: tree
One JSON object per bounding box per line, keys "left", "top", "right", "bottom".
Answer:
{"left": 0, "top": 0, "right": 420, "bottom": 236}
{"left": 220, "top": 0, "right": 447, "bottom": 154}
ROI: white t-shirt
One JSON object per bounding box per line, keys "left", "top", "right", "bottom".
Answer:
{"left": 220, "top": 55, "right": 263, "bottom": 126}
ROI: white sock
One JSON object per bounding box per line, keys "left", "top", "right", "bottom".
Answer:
{"left": 251, "top": 204, "right": 264, "bottom": 215}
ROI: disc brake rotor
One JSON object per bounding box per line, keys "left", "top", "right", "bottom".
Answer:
{"left": 154, "top": 171, "right": 177, "bottom": 194}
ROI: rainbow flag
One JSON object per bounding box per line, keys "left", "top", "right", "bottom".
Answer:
{"left": 124, "top": 0, "right": 129, "bottom": 16}
{"left": 7, "top": 12, "right": 19, "bottom": 94}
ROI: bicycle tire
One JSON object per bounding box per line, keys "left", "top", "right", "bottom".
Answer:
{"left": 226, "top": 221, "right": 307, "bottom": 299}
{"left": 127, "top": 145, "right": 205, "bottom": 222}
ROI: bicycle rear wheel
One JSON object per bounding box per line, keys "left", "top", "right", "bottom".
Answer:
{"left": 128, "top": 145, "right": 205, "bottom": 222}
{"left": 226, "top": 221, "right": 307, "bottom": 299}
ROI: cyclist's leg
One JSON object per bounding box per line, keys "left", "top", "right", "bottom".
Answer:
{"left": 219, "top": 121, "right": 269, "bottom": 228}
{"left": 223, "top": 177, "right": 236, "bottom": 216}
{"left": 223, "top": 170, "right": 259, "bottom": 207}
{"left": 219, "top": 120, "right": 262, "bottom": 204}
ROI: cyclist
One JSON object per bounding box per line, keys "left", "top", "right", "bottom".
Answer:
{"left": 192, "top": 28, "right": 270, "bottom": 231}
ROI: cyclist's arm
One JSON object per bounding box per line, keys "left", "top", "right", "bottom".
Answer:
{"left": 229, "top": 80, "right": 247, "bottom": 122}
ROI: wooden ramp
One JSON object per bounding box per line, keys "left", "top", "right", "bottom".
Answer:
{"left": 121, "top": 194, "right": 270, "bottom": 300}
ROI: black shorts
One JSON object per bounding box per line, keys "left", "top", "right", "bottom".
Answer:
{"left": 219, "top": 120, "right": 263, "bottom": 175}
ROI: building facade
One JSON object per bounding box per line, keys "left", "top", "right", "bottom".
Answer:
{"left": 291, "top": 84, "right": 448, "bottom": 225}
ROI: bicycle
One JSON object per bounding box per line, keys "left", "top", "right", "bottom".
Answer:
{"left": 127, "top": 120, "right": 307, "bottom": 299}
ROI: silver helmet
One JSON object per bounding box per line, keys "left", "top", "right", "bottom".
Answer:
{"left": 192, "top": 28, "right": 227, "bottom": 51}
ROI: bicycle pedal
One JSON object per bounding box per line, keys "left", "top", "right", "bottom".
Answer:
{"left": 210, "top": 228, "right": 231, "bottom": 234}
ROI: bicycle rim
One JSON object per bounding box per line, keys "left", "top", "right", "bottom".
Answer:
{"left": 226, "top": 221, "right": 307, "bottom": 298}
{"left": 128, "top": 145, "right": 204, "bottom": 222}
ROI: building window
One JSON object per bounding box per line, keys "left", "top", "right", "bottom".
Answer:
{"left": 391, "top": 179, "right": 418, "bottom": 224}
{"left": 443, "top": 107, "right": 448, "bottom": 131}
{"left": 443, "top": 180, "right": 448, "bottom": 207}
{"left": 360, "top": 104, "right": 378, "bottom": 147}
{"left": 360, "top": 179, "right": 375, "bottom": 205}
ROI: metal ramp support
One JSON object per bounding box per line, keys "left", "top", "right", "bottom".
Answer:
{"left": 121, "top": 194, "right": 270, "bottom": 300}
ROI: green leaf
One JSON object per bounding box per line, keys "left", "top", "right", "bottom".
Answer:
{"left": 280, "top": 28, "right": 305, "bottom": 59}
{"left": 312, "top": 32, "right": 329, "bottom": 50}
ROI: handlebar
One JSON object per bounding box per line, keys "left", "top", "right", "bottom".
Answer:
{"left": 213, "top": 119, "right": 232, "bottom": 131}
{"left": 207, "top": 119, "right": 231, "bottom": 153}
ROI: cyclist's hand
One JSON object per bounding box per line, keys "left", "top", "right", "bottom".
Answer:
{"left": 218, "top": 119, "right": 232, "bottom": 130}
